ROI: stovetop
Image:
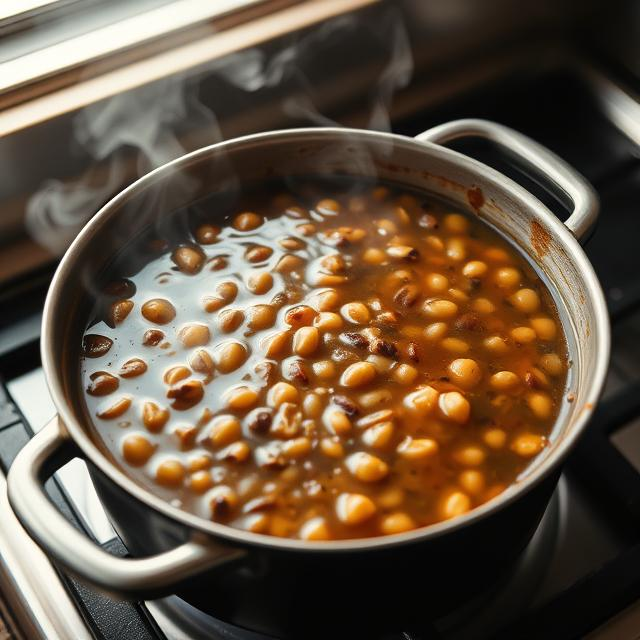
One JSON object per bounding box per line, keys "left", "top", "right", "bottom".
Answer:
{"left": 2, "top": 64, "right": 640, "bottom": 639}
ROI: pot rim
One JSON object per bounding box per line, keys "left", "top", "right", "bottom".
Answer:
{"left": 42, "top": 126, "right": 610, "bottom": 553}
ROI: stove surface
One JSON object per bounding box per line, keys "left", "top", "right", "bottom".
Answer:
{"left": 2, "top": 63, "right": 640, "bottom": 639}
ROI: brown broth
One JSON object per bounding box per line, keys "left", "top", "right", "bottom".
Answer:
{"left": 81, "top": 180, "right": 568, "bottom": 540}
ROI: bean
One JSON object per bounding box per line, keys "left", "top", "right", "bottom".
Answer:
{"left": 83, "top": 334, "right": 113, "bottom": 358}
{"left": 327, "top": 409, "right": 352, "bottom": 435}
{"left": 142, "top": 329, "right": 164, "bottom": 346}
{"left": 320, "top": 437, "right": 344, "bottom": 458}
{"left": 142, "top": 401, "right": 169, "bottom": 432}
{"left": 424, "top": 322, "right": 448, "bottom": 340}
{"left": 208, "top": 416, "right": 242, "bottom": 448}
{"left": 296, "top": 223, "right": 316, "bottom": 236}
{"left": 195, "top": 224, "right": 220, "bottom": 244}
{"left": 462, "top": 260, "right": 488, "bottom": 278}
{"left": 362, "top": 421, "right": 394, "bottom": 449}
{"left": 110, "top": 299, "right": 134, "bottom": 326}
{"left": 357, "top": 409, "right": 393, "bottom": 428}
{"left": 299, "top": 517, "right": 331, "bottom": 540}
{"left": 459, "top": 470, "right": 485, "bottom": 495}
{"left": 444, "top": 213, "right": 469, "bottom": 233}
{"left": 267, "top": 382, "right": 299, "bottom": 407}
{"left": 285, "top": 305, "right": 317, "bottom": 328}
{"left": 403, "top": 386, "right": 439, "bottom": 416}
{"left": 313, "top": 311, "right": 343, "bottom": 332}
{"left": 362, "top": 248, "right": 387, "bottom": 265}
{"left": 189, "top": 470, "right": 214, "bottom": 494}
{"left": 219, "top": 440, "right": 251, "bottom": 463}
{"left": 472, "top": 298, "right": 496, "bottom": 314}
{"left": 213, "top": 341, "right": 248, "bottom": 373}
{"left": 439, "top": 391, "right": 471, "bottom": 424}
{"left": 97, "top": 397, "right": 131, "bottom": 420}
{"left": 336, "top": 493, "right": 377, "bottom": 525}
{"left": 87, "top": 371, "right": 119, "bottom": 396}
{"left": 527, "top": 392, "right": 552, "bottom": 419}
{"left": 483, "top": 428, "right": 507, "bottom": 449}
{"left": 340, "top": 362, "right": 377, "bottom": 387}
{"left": 392, "top": 363, "right": 418, "bottom": 385}
{"left": 341, "top": 302, "right": 371, "bottom": 324}
{"left": 446, "top": 238, "right": 466, "bottom": 261}
{"left": 380, "top": 512, "right": 416, "bottom": 535}
{"left": 245, "top": 245, "right": 273, "bottom": 263}
{"left": 225, "top": 386, "right": 259, "bottom": 411}
{"left": 539, "top": 353, "right": 564, "bottom": 376}
{"left": 155, "top": 460, "right": 185, "bottom": 487}
{"left": 210, "top": 486, "right": 239, "bottom": 518}
{"left": 275, "top": 254, "right": 305, "bottom": 273}
{"left": 447, "top": 358, "right": 482, "bottom": 389}
{"left": 164, "top": 365, "right": 191, "bottom": 385}
{"left": 346, "top": 452, "right": 389, "bottom": 482}
{"left": 282, "top": 437, "right": 312, "bottom": 459}
{"left": 234, "top": 212, "right": 263, "bottom": 231}
{"left": 246, "top": 305, "right": 276, "bottom": 331}
{"left": 172, "top": 246, "right": 204, "bottom": 274}
{"left": 511, "top": 433, "right": 545, "bottom": 457}
{"left": 511, "top": 327, "right": 537, "bottom": 344}
{"left": 122, "top": 434, "right": 156, "bottom": 466}
{"left": 208, "top": 256, "right": 228, "bottom": 271}
{"left": 279, "top": 236, "right": 306, "bottom": 250}
{"left": 314, "top": 289, "right": 341, "bottom": 312}
{"left": 494, "top": 267, "right": 520, "bottom": 289}
{"left": 440, "top": 491, "right": 471, "bottom": 519}
{"left": 484, "top": 247, "right": 510, "bottom": 262}
{"left": 247, "top": 272, "right": 273, "bottom": 294}
{"left": 142, "top": 298, "right": 176, "bottom": 324}
{"left": 303, "top": 393, "right": 323, "bottom": 418}
{"left": 425, "top": 273, "right": 449, "bottom": 292}
{"left": 174, "top": 425, "right": 197, "bottom": 450}
{"left": 397, "top": 436, "right": 439, "bottom": 461}
{"left": 167, "top": 379, "right": 204, "bottom": 410}
{"left": 510, "top": 288, "right": 540, "bottom": 313}
{"left": 261, "top": 331, "right": 290, "bottom": 358}
{"left": 441, "top": 337, "right": 470, "bottom": 354}
{"left": 203, "top": 282, "right": 238, "bottom": 312}
{"left": 422, "top": 299, "right": 458, "bottom": 319}
{"left": 189, "top": 349, "right": 215, "bottom": 375}
{"left": 178, "top": 323, "right": 210, "bottom": 347}
{"left": 293, "top": 326, "right": 320, "bottom": 357}
{"left": 358, "top": 389, "right": 392, "bottom": 409}
{"left": 489, "top": 370, "right": 520, "bottom": 391}
{"left": 483, "top": 336, "right": 509, "bottom": 354}
{"left": 530, "top": 317, "right": 557, "bottom": 340}
{"left": 387, "top": 245, "right": 419, "bottom": 260}
{"left": 453, "top": 446, "right": 486, "bottom": 467}
{"left": 312, "top": 359, "right": 336, "bottom": 379}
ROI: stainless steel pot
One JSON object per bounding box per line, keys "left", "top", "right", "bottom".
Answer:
{"left": 8, "top": 120, "right": 610, "bottom": 636}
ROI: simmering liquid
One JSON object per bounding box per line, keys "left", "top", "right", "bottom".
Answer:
{"left": 81, "top": 181, "right": 568, "bottom": 540}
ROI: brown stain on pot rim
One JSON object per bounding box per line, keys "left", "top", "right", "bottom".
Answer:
{"left": 467, "top": 186, "right": 484, "bottom": 212}
{"left": 530, "top": 220, "right": 551, "bottom": 258}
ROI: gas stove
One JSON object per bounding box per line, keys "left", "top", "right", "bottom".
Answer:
{"left": 2, "top": 64, "right": 640, "bottom": 639}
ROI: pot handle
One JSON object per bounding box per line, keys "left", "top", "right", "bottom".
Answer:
{"left": 415, "top": 118, "right": 599, "bottom": 241}
{"left": 7, "top": 416, "right": 244, "bottom": 597}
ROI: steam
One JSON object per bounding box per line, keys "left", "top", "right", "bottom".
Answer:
{"left": 26, "top": 8, "right": 412, "bottom": 254}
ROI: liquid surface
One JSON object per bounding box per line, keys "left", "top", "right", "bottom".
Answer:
{"left": 81, "top": 182, "right": 568, "bottom": 540}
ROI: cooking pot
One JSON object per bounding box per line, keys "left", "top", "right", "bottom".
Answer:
{"left": 7, "top": 120, "right": 610, "bottom": 637}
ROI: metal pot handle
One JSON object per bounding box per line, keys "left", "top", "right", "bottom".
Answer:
{"left": 415, "top": 118, "right": 599, "bottom": 241}
{"left": 7, "top": 416, "right": 244, "bottom": 597}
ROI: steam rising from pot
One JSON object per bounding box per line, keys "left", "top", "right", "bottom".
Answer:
{"left": 25, "top": 8, "right": 412, "bottom": 255}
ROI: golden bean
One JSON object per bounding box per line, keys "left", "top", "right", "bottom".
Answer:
{"left": 340, "top": 362, "right": 377, "bottom": 387}
{"left": 293, "top": 326, "right": 320, "bottom": 357}
{"left": 539, "top": 353, "right": 564, "bottom": 376}
{"left": 484, "top": 247, "right": 510, "bottom": 262}
{"left": 219, "top": 440, "right": 251, "bottom": 463}
{"left": 188, "top": 454, "right": 212, "bottom": 473}
{"left": 511, "top": 433, "right": 546, "bottom": 457}
{"left": 511, "top": 326, "right": 537, "bottom": 344}
{"left": 462, "top": 260, "right": 488, "bottom": 278}
{"left": 122, "top": 434, "right": 156, "bottom": 466}
{"left": 247, "top": 272, "right": 274, "bottom": 295}
{"left": 448, "top": 287, "right": 469, "bottom": 303}
{"left": 472, "top": 298, "right": 496, "bottom": 314}
{"left": 459, "top": 470, "right": 485, "bottom": 495}
{"left": 440, "top": 491, "right": 471, "bottom": 519}
{"left": 189, "top": 470, "right": 214, "bottom": 494}
{"left": 119, "top": 358, "right": 147, "bottom": 378}
{"left": 425, "top": 273, "right": 449, "bottom": 292}
{"left": 142, "top": 298, "right": 176, "bottom": 324}
{"left": 97, "top": 396, "right": 131, "bottom": 420}
{"left": 446, "top": 238, "right": 466, "bottom": 261}
{"left": 312, "top": 359, "right": 335, "bottom": 379}
{"left": 439, "top": 391, "right": 471, "bottom": 424}
{"left": 453, "top": 446, "right": 486, "bottom": 466}
{"left": 225, "top": 386, "right": 259, "bottom": 411}
{"left": 210, "top": 486, "right": 239, "bottom": 518}
{"left": 110, "top": 299, "right": 134, "bottom": 326}
{"left": 142, "top": 401, "right": 170, "bottom": 432}
{"left": 285, "top": 305, "right": 317, "bottom": 328}
{"left": 314, "top": 289, "right": 341, "bottom": 312}
{"left": 362, "top": 248, "right": 387, "bottom": 265}
{"left": 403, "top": 386, "right": 439, "bottom": 416}
{"left": 245, "top": 245, "right": 273, "bottom": 263}
{"left": 380, "top": 512, "right": 416, "bottom": 535}
{"left": 362, "top": 421, "right": 394, "bottom": 449}
{"left": 282, "top": 437, "right": 312, "bottom": 459}
{"left": 422, "top": 299, "right": 458, "bottom": 320}
{"left": 530, "top": 317, "right": 557, "bottom": 340}
{"left": 172, "top": 246, "right": 204, "bottom": 274}
{"left": 234, "top": 211, "right": 263, "bottom": 231}
{"left": 299, "top": 517, "right": 331, "bottom": 540}
{"left": 392, "top": 363, "right": 418, "bottom": 385}
{"left": 195, "top": 224, "right": 220, "bottom": 244}
{"left": 490, "top": 370, "right": 520, "bottom": 391}
{"left": 444, "top": 213, "right": 469, "bottom": 234}
{"left": 483, "top": 428, "right": 507, "bottom": 449}
{"left": 86, "top": 371, "right": 119, "bottom": 396}
{"left": 167, "top": 379, "right": 204, "bottom": 411}
{"left": 336, "top": 493, "right": 377, "bottom": 525}
{"left": 313, "top": 311, "right": 343, "bottom": 331}
{"left": 357, "top": 409, "right": 393, "bottom": 428}
{"left": 424, "top": 322, "right": 448, "bottom": 340}
{"left": 178, "top": 323, "right": 210, "bottom": 347}
{"left": 164, "top": 365, "right": 191, "bottom": 385}
{"left": 527, "top": 392, "right": 553, "bottom": 419}
{"left": 341, "top": 302, "right": 371, "bottom": 324}
{"left": 346, "top": 452, "right": 389, "bottom": 482}
{"left": 261, "top": 330, "right": 290, "bottom": 358}
{"left": 327, "top": 409, "right": 352, "bottom": 435}
{"left": 156, "top": 459, "right": 186, "bottom": 487}
{"left": 213, "top": 341, "right": 248, "bottom": 373}
{"left": 494, "top": 267, "right": 521, "bottom": 289}
{"left": 510, "top": 288, "right": 540, "bottom": 314}
{"left": 358, "top": 389, "right": 392, "bottom": 409}
{"left": 441, "top": 337, "right": 470, "bottom": 354}
{"left": 397, "top": 436, "right": 439, "bottom": 461}
{"left": 208, "top": 416, "right": 241, "bottom": 448}
{"left": 378, "top": 487, "right": 405, "bottom": 509}
{"left": 142, "top": 329, "right": 164, "bottom": 346}
{"left": 448, "top": 359, "right": 482, "bottom": 389}
{"left": 483, "top": 336, "right": 509, "bottom": 354}
{"left": 320, "top": 437, "right": 344, "bottom": 458}
{"left": 268, "top": 382, "right": 299, "bottom": 407}
{"left": 275, "top": 254, "right": 305, "bottom": 273}
{"left": 247, "top": 304, "right": 276, "bottom": 331}
{"left": 303, "top": 393, "right": 323, "bottom": 418}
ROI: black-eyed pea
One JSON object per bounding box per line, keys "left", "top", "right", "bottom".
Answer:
{"left": 387, "top": 245, "right": 419, "bottom": 261}
{"left": 439, "top": 391, "right": 471, "bottom": 424}
{"left": 509, "top": 288, "right": 540, "bottom": 313}
{"left": 247, "top": 272, "right": 274, "bottom": 295}
{"left": 494, "top": 267, "right": 521, "bottom": 289}
{"left": 234, "top": 211, "right": 263, "bottom": 231}
{"left": 361, "top": 421, "right": 394, "bottom": 449}
{"left": 189, "top": 470, "right": 214, "bottom": 494}
{"left": 483, "top": 428, "right": 507, "bottom": 449}
{"left": 472, "top": 298, "right": 496, "bottom": 314}
{"left": 312, "top": 359, "right": 335, "bottom": 379}
{"left": 527, "top": 392, "right": 553, "bottom": 419}
{"left": 511, "top": 433, "right": 546, "bottom": 457}
{"left": 462, "top": 260, "right": 488, "bottom": 278}
{"left": 422, "top": 298, "right": 458, "bottom": 320}
{"left": 299, "top": 517, "right": 331, "bottom": 540}
{"left": 178, "top": 323, "right": 210, "bottom": 347}
{"left": 530, "top": 317, "right": 557, "bottom": 340}
{"left": 142, "top": 298, "right": 176, "bottom": 324}
{"left": 345, "top": 452, "right": 389, "bottom": 482}
{"left": 453, "top": 445, "right": 486, "bottom": 467}
{"left": 443, "top": 213, "right": 469, "bottom": 234}
{"left": 539, "top": 353, "right": 564, "bottom": 376}
{"left": 380, "top": 512, "right": 416, "bottom": 535}
{"left": 510, "top": 326, "right": 537, "bottom": 344}
{"left": 440, "top": 491, "right": 471, "bottom": 520}
{"left": 97, "top": 396, "right": 132, "bottom": 420}
{"left": 293, "top": 326, "right": 320, "bottom": 357}
{"left": 155, "top": 459, "right": 186, "bottom": 487}
{"left": 208, "top": 416, "right": 242, "bottom": 448}
{"left": 225, "top": 386, "right": 259, "bottom": 411}
{"left": 142, "top": 401, "right": 170, "bottom": 432}
{"left": 122, "top": 433, "right": 156, "bottom": 466}
{"left": 483, "top": 336, "right": 509, "bottom": 354}
{"left": 336, "top": 493, "right": 377, "bottom": 525}
{"left": 489, "top": 370, "right": 520, "bottom": 391}
{"left": 392, "top": 363, "right": 418, "bottom": 385}
{"left": 320, "top": 437, "right": 344, "bottom": 458}
{"left": 448, "top": 359, "right": 482, "bottom": 389}
{"left": 87, "top": 371, "right": 119, "bottom": 396}
{"left": 210, "top": 485, "right": 239, "bottom": 518}
{"left": 397, "top": 436, "right": 439, "bottom": 461}
{"left": 340, "top": 362, "right": 377, "bottom": 387}
{"left": 446, "top": 238, "right": 466, "bottom": 261}
{"left": 403, "top": 386, "right": 439, "bottom": 416}
{"left": 303, "top": 393, "right": 323, "bottom": 418}
{"left": 441, "top": 337, "right": 470, "bottom": 354}
{"left": 424, "top": 322, "right": 448, "bottom": 341}
{"left": 459, "top": 470, "right": 486, "bottom": 495}
{"left": 213, "top": 341, "right": 248, "bottom": 373}
{"left": 341, "top": 302, "right": 371, "bottom": 324}
{"left": 268, "top": 382, "right": 299, "bottom": 408}
{"left": 282, "top": 437, "right": 312, "bottom": 459}
{"left": 164, "top": 365, "right": 191, "bottom": 385}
